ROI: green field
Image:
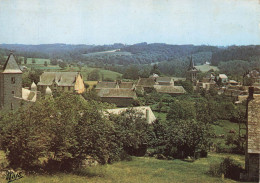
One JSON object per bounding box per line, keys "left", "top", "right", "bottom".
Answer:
{"left": 0, "top": 152, "right": 244, "bottom": 183}
{"left": 22, "top": 58, "right": 51, "bottom": 65}
{"left": 195, "top": 64, "right": 219, "bottom": 72}
{"left": 79, "top": 67, "right": 122, "bottom": 81}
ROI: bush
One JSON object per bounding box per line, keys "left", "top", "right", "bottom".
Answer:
{"left": 208, "top": 157, "right": 243, "bottom": 180}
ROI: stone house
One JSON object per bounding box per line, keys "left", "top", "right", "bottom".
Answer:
{"left": 136, "top": 78, "right": 156, "bottom": 92}
{"left": 153, "top": 85, "right": 186, "bottom": 96}
{"left": 37, "top": 72, "right": 85, "bottom": 95}
{"left": 246, "top": 87, "right": 260, "bottom": 182}
{"left": 95, "top": 80, "right": 134, "bottom": 93}
{"left": 218, "top": 74, "right": 228, "bottom": 83}
{"left": 97, "top": 88, "right": 137, "bottom": 107}
{"left": 156, "top": 77, "right": 174, "bottom": 85}
{"left": 0, "top": 53, "right": 23, "bottom": 110}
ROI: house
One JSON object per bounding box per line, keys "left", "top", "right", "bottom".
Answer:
{"left": 105, "top": 106, "right": 156, "bottom": 124}
{"left": 153, "top": 85, "right": 186, "bottom": 96}
{"left": 246, "top": 87, "right": 260, "bottom": 182}
{"left": 228, "top": 80, "right": 239, "bottom": 86}
{"left": 246, "top": 70, "right": 260, "bottom": 84}
{"left": 156, "top": 77, "right": 174, "bottom": 85}
{"left": 95, "top": 81, "right": 135, "bottom": 92}
{"left": 0, "top": 53, "right": 40, "bottom": 110}
{"left": 136, "top": 78, "right": 156, "bottom": 92}
{"left": 218, "top": 74, "right": 228, "bottom": 83}
{"left": 97, "top": 88, "right": 137, "bottom": 107}
{"left": 37, "top": 72, "right": 85, "bottom": 95}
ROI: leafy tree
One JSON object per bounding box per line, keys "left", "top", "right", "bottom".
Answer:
{"left": 24, "top": 57, "right": 27, "bottom": 64}
{"left": 50, "top": 59, "right": 58, "bottom": 65}
{"left": 150, "top": 64, "right": 161, "bottom": 75}
{"left": 87, "top": 69, "right": 100, "bottom": 81}
{"left": 59, "top": 62, "right": 67, "bottom": 69}
{"left": 44, "top": 61, "right": 48, "bottom": 67}
{"left": 110, "top": 109, "right": 153, "bottom": 156}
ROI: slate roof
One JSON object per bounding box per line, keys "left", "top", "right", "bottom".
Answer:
{"left": 247, "top": 95, "right": 260, "bottom": 153}
{"left": 154, "top": 85, "right": 186, "bottom": 94}
{"left": 95, "top": 82, "right": 117, "bottom": 89}
{"left": 105, "top": 106, "right": 156, "bottom": 124}
{"left": 156, "top": 77, "right": 173, "bottom": 83}
{"left": 119, "top": 82, "right": 134, "bottom": 89}
{"left": 2, "top": 53, "right": 22, "bottom": 74}
{"left": 37, "top": 72, "right": 78, "bottom": 86}
{"left": 136, "top": 78, "right": 156, "bottom": 87}
{"left": 97, "top": 88, "right": 136, "bottom": 98}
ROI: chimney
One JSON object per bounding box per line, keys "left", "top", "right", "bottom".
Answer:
{"left": 248, "top": 87, "right": 254, "bottom": 100}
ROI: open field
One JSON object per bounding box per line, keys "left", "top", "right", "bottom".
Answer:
{"left": 0, "top": 152, "right": 245, "bottom": 183}
{"left": 195, "top": 64, "right": 219, "bottom": 72}
{"left": 22, "top": 58, "right": 51, "bottom": 65}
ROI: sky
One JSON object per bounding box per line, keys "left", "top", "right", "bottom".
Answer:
{"left": 0, "top": 0, "right": 259, "bottom": 46}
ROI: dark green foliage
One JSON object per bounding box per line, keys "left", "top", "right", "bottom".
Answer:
{"left": 109, "top": 109, "right": 154, "bottom": 156}
{"left": 152, "top": 119, "right": 211, "bottom": 159}
{"left": 208, "top": 157, "right": 243, "bottom": 180}
{"left": 87, "top": 69, "right": 100, "bottom": 81}
{"left": 59, "top": 62, "right": 67, "bottom": 69}
{"left": 44, "top": 61, "right": 48, "bottom": 66}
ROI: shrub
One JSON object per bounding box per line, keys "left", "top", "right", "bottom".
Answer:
{"left": 208, "top": 157, "right": 243, "bottom": 180}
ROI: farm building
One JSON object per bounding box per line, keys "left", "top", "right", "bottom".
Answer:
{"left": 136, "top": 78, "right": 156, "bottom": 92}
{"left": 95, "top": 81, "right": 134, "bottom": 92}
{"left": 246, "top": 87, "right": 260, "bottom": 182}
{"left": 153, "top": 85, "right": 186, "bottom": 96}
{"left": 156, "top": 77, "right": 174, "bottom": 85}
{"left": 37, "top": 72, "right": 85, "bottom": 95}
{"left": 105, "top": 106, "right": 156, "bottom": 124}
{"left": 97, "top": 88, "right": 137, "bottom": 107}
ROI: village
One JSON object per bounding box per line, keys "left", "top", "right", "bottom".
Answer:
{"left": 0, "top": 52, "right": 259, "bottom": 182}
{"left": 0, "top": 0, "right": 260, "bottom": 182}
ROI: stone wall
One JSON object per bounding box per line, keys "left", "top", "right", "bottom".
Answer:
{"left": 247, "top": 153, "right": 260, "bottom": 182}
{"left": 0, "top": 73, "right": 22, "bottom": 110}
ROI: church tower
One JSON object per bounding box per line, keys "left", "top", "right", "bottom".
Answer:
{"left": 186, "top": 56, "right": 198, "bottom": 83}
{"left": 0, "top": 53, "right": 22, "bottom": 110}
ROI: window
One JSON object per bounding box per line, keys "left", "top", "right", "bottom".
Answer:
{"left": 11, "top": 77, "right": 15, "bottom": 84}
{"left": 11, "top": 91, "right": 15, "bottom": 96}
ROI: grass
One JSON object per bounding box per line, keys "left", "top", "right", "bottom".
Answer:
{"left": 195, "top": 64, "right": 219, "bottom": 72}
{"left": 0, "top": 153, "right": 245, "bottom": 183}
{"left": 22, "top": 58, "right": 51, "bottom": 65}
{"left": 212, "top": 120, "right": 245, "bottom": 137}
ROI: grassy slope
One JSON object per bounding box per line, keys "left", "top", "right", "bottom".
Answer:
{"left": 0, "top": 153, "right": 244, "bottom": 183}
{"left": 195, "top": 64, "right": 219, "bottom": 72}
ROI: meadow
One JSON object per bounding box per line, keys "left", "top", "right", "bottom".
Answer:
{"left": 0, "top": 152, "right": 244, "bottom": 183}
{"left": 195, "top": 64, "right": 219, "bottom": 72}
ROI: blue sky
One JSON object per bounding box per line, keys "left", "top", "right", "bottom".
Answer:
{"left": 0, "top": 0, "right": 259, "bottom": 45}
